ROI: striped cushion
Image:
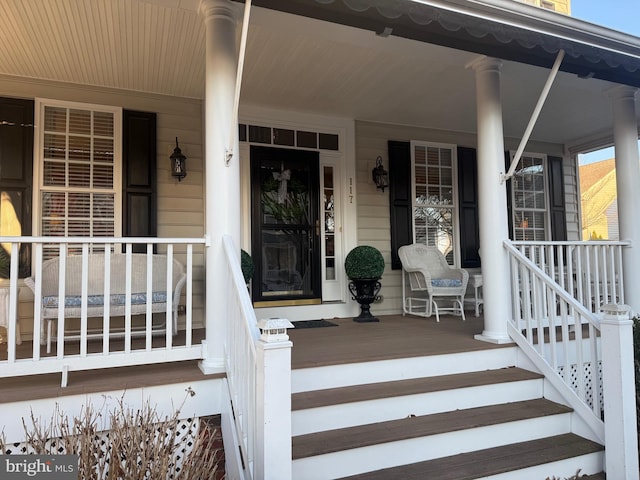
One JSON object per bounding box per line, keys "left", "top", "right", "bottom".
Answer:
{"left": 431, "top": 278, "right": 462, "bottom": 288}
{"left": 42, "top": 292, "right": 168, "bottom": 308}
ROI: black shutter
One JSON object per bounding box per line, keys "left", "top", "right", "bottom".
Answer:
{"left": 388, "top": 141, "right": 413, "bottom": 270}
{"left": 457, "top": 147, "right": 480, "bottom": 268}
{"left": 122, "top": 110, "right": 157, "bottom": 252}
{"left": 0, "top": 97, "right": 34, "bottom": 277}
{"left": 548, "top": 155, "right": 567, "bottom": 241}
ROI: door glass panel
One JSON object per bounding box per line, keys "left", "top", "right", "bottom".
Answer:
{"left": 261, "top": 230, "right": 310, "bottom": 296}
{"left": 323, "top": 166, "right": 336, "bottom": 281}
{"left": 251, "top": 146, "right": 320, "bottom": 301}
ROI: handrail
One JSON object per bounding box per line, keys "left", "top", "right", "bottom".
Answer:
{"left": 505, "top": 240, "right": 605, "bottom": 442}
{"left": 222, "top": 235, "right": 260, "bottom": 479}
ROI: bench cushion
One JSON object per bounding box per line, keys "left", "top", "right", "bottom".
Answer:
{"left": 42, "top": 292, "right": 168, "bottom": 308}
{"left": 431, "top": 278, "right": 462, "bottom": 288}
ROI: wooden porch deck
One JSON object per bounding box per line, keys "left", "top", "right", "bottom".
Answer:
{"left": 288, "top": 314, "right": 506, "bottom": 369}
{"left": 0, "top": 314, "right": 502, "bottom": 404}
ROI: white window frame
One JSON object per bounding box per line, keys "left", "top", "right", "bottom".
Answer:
{"left": 33, "top": 98, "right": 123, "bottom": 239}
{"left": 410, "top": 140, "right": 460, "bottom": 267}
{"left": 509, "top": 151, "right": 551, "bottom": 241}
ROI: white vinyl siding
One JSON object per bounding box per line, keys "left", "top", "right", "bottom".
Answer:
{"left": 35, "top": 99, "right": 122, "bottom": 256}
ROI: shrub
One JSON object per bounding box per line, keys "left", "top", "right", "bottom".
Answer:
{"left": 0, "top": 393, "right": 223, "bottom": 480}
{"left": 344, "top": 246, "right": 385, "bottom": 280}
{"left": 241, "top": 249, "right": 254, "bottom": 284}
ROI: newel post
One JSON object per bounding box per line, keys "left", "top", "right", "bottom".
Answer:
{"left": 600, "top": 304, "right": 639, "bottom": 479}
{"left": 255, "top": 318, "right": 294, "bottom": 480}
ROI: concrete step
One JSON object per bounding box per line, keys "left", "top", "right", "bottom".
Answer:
{"left": 292, "top": 398, "right": 576, "bottom": 479}
{"left": 292, "top": 367, "right": 543, "bottom": 435}
{"left": 336, "top": 434, "right": 604, "bottom": 480}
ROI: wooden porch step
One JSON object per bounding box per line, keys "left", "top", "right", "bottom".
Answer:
{"left": 292, "top": 367, "right": 542, "bottom": 410}
{"left": 336, "top": 434, "right": 604, "bottom": 480}
{"left": 292, "top": 398, "right": 571, "bottom": 460}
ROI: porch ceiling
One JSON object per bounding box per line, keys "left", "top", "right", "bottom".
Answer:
{"left": 0, "top": 0, "right": 636, "bottom": 148}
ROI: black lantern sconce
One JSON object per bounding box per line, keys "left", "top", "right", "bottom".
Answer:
{"left": 170, "top": 137, "right": 187, "bottom": 181}
{"left": 372, "top": 156, "right": 389, "bottom": 192}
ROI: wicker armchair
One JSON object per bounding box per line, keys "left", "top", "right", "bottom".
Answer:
{"left": 398, "top": 244, "right": 469, "bottom": 322}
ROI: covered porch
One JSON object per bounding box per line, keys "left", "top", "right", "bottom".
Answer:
{"left": 1, "top": 0, "right": 640, "bottom": 477}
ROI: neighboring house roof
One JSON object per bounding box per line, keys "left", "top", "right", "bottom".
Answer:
{"left": 580, "top": 159, "right": 617, "bottom": 235}
{"left": 580, "top": 158, "right": 615, "bottom": 192}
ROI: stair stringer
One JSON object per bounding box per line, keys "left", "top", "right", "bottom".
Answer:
{"left": 511, "top": 324, "right": 605, "bottom": 445}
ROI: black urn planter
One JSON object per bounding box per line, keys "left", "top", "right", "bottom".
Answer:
{"left": 348, "top": 278, "right": 382, "bottom": 322}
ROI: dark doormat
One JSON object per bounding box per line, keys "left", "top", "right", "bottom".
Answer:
{"left": 291, "top": 319, "right": 338, "bottom": 329}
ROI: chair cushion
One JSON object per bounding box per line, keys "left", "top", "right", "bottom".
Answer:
{"left": 431, "top": 278, "right": 462, "bottom": 288}
{"left": 42, "top": 292, "right": 168, "bottom": 308}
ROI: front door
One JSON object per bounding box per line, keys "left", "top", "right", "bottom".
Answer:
{"left": 251, "top": 146, "right": 321, "bottom": 304}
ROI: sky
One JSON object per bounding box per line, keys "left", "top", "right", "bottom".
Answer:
{"left": 572, "top": 0, "right": 640, "bottom": 36}
{"left": 569, "top": 1, "right": 640, "bottom": 165}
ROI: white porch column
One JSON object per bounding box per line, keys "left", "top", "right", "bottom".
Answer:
{"left": 610, "top": 86, "right": 640, "bottom": 315}
{"left": 199, "top": 0, "right": 240, "bottom": 373}
{"left": 470, "top": 57, "right": 512, "bottom": 344}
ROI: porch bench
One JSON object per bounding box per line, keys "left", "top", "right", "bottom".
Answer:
{"left": 25, "top": 253, "right": 186, "bottom": 353}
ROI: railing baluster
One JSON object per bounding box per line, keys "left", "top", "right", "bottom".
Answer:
{"left": 166, "top": 244, "right": 174, "bottom": 348}
{"left": 547, "top": 285, "right": 558, "bottom": 370}
{"left": 146, "top": 244, "right": 154, "bottom": 351}
{"left": 57, "top": 244, "right": 67, "bottom": 359}
{"left": 574, "top": 304, "right": 586, "bottom": 401}
{"left": 585, "top": 247, "right": 593, "bottom": 314}
{"left": 606, "top": 246, "right": 614, "bottom": 305}
{"left": 186, "top": 243, "right": 193, "bottom": 348}
{"left": 575, "top": 245, "right": 584, "bottom": 307}
{"left": 589, "top": 321, "right": 601, "bottom": 417}
{"left": 125, "top": 243, "right": 132, "bottom": 353}
{"left": 103, "top": 245, "right": 111, "bottom": 354}
{"left": 80, "top": 243, "right": 89, "bottom": 358}
{"left": 7, "top": 242, "right": 19, "bottom": 363}
{"left": 32, "top": 244, "right": 43, "bottom": 360}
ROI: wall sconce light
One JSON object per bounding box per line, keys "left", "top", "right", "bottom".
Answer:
{"left": 170, "top": 137, "right": 187, "bottom": 181}
{"left": 372, "top": 156, "right": 389, "bottom": 192}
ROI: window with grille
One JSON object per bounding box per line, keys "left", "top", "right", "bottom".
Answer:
{"left": 411, "top": 142, "right": 458, "bottom": 265}
{"left": 512, "top": 154, "right": 548, "bottom": 241}
{"left": 36, "top": 100, "right": 122, "bottom": 256}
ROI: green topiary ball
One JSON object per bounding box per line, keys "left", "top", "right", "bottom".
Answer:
{"left": 241, "top": 249, "right": 254, "bottom": 284}
{"left": 344, "top": 245, "right": 385, "bottom": 280}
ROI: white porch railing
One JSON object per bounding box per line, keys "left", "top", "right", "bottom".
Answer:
{"left": 505, "top": 240, "right": 605, "bottom": 442}
{"left": 0, "top": 236, "right": 205, "bottom": 385}
{"left": 506, "top": 240, "right": 640, "bottom": 475}
{"left": 512, "top": 240, "right": 628, "bottom": 314}
{"left": 222, "top": 234, "right": 292, "bottom": 480}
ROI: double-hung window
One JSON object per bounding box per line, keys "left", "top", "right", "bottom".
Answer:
{"left": 35, "top": 100, "right": 122, "bottom": 257}
{"left": 511, "top": 153, "right": 548, "bottom": 241}
{"left": 411, "top": 141, "right": 458, "bottom": 265}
